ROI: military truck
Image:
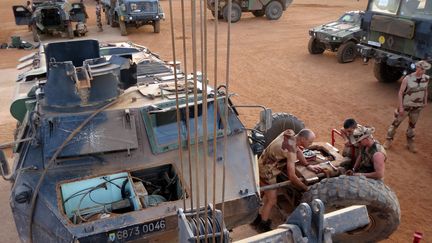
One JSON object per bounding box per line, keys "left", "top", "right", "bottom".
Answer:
{"left": 357, "top": 0, "right": 432, "bottom": 98}
{"left": 308, "top": 11, "right": 364, "bottom": 63}
{"left": 12, "top": 0, "right": 88, "bottom": 42}
{"left": 206, "top": 0, "right": 293, "bottom": 23}
{"left": 102, "top": 0, "right": 165, "bottom": 35}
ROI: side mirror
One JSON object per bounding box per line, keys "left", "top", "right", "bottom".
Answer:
{"left": 258, "top": 108, "right": 272, "bottom": 132}
{"left": 0, "top": 150, "right": 11, "bottom": 181}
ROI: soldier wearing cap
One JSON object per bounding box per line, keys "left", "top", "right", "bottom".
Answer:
{"left": 348, "top": 126, "right": 386, "bottom": 180}
{"left": 252, "top": 129, "right": 322, "bottom": 232}
{"left": 384, "top": 60, "right": 430, "bottom": 153}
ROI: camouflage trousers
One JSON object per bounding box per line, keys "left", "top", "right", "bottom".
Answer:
{"left": 386, "top": 106, "right": 422, "bottom": 141}
{"left": 96, "top": 12, "right": 103, "bottom": 31}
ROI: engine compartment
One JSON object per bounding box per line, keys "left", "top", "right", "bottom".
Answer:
{"left": 59, "top": 164, "right": 184, "bottom": 224}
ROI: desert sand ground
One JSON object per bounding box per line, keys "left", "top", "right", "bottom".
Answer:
{"left": 0, "top": 0, "right": 431, "bottom": 242}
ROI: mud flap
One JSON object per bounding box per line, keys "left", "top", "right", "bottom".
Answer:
{"left": 12, "top": 5, "right": 32, "bottom": 25}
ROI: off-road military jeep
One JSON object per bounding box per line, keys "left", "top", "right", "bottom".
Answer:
{"left": 357, "top": 0, "right": 432, "bottom": 99}
{"left": 206, "top": 0, "right": 293, "bottom": 23}
{"left": 102, "top": 0, "right": 165, "bottom": 35}
{"left": 12, "top": 0, "right": 88, "bottom": 42}
{"left": 308, "top": 11, "right": 364, "bottom": 63}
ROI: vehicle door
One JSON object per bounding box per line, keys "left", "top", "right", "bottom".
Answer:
{"left": 69, "top": 3, "right": 87, "bottom": 22}
{"left": 12, "top": 5, "right": 32, "bottom": 25}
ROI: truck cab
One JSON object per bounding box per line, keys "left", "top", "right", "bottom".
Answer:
{"left": 102, "top": 0, "right": 165, "bottom": 35}
{"left": 357, "top": 0, "right": 432, "bottom": 87}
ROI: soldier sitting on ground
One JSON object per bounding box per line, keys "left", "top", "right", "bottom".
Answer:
{"left": 346, "top": 126, "right": 386, "bottom": 180}
{"left": 252, "top": 129, "right": 322, "bottom": 233}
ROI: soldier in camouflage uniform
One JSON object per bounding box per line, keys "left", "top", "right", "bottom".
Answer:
{"left": 349, "top": 126, "right": 386, "bottom": 180}
{"left": 95, "top": 0, "right": 103, "bottom": 32}
{"left": 252, "top": 129, "right": 322, "bottom": 233}
{"left": 384, "top": 60, "right": 430, "bottom": 153}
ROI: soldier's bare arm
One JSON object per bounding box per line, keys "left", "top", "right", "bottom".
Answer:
{"left": 296, "top": 148, "right": 322, "bottom": 173}
{"left": 356, "top": 152, "right": 385, "bottom": 179}
{"left": 286, "top": 159, "right": 308, "bottom": 191}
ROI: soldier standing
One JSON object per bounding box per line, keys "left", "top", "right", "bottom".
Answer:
{"left": 95, "top": 0, "right": 103, "bottom": 32}
{"left": 383, "top": 60, "right": 430, "bottom": 153}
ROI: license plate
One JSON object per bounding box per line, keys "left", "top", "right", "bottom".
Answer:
{"left": 107, "top": 219, "right": 166, "bottom": 242}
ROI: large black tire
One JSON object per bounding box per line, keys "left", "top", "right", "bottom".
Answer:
{"left": 254, "top": 112, "right": 304, "bottom": 149}
{"left": 222, "top": 3, "right": 242, "bottom": 23}
{"left": 265, "top": 1, "right": 283, "bottom": 20}
{"left": 252, "top": 10, "right": 265, "bottom": 17}
{"left": 337, "top": 41, "right": 356, "bottom": 63}
{"left": 153, "top": 20, "right": 160, "bottom": 33}
{"left": 119, "top": 19, "right": 127, "bottom": 36}
{"left": 301, "top": 176, "right": 400, "bottom": 243}
{"left": 373, "top": 61, "right": 404, "bottom": 83}
{"left": 308, "top": 37, "right": 325, "bottom": 54}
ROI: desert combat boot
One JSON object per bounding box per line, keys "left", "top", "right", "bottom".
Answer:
{"left": 407, "top": 139, "right": 418, "bottom": 153}
{"left": 383, "top": 139, "right": 392, "bottom": 149}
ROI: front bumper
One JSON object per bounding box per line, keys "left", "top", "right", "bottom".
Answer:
{"left": 309, "top": 31, "right": 342, "bottom": 51}
{"left": 122, "top": 13, "right": 164, "bottom": 23}
{"left": 357, "top": 43, "right": 417, "bottom": 70}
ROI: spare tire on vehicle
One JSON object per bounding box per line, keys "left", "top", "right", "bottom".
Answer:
{"left": 301, "top": 175, "right": 400, "bottom": 243}
{"left": 254, "top": 112, "right": 304, "bottom": 149}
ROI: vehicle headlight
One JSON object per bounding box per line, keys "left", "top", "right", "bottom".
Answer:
{"left": 131, "top": 3, "right": 137, "bottom": 10}
{"left": 362, "top": 36, "right": 366, "bottom": 40}
{"left": 332, "top": 36, "right": 338, "bottom": 41}
{"left": 410, "top": 63, "right": 416, "bottom": 70}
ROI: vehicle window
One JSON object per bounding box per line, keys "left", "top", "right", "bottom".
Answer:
{"left": 144, "top": 100, "right": 226, "bottom": 152}
{"left": 400, "top": 0, "right": 432, "bottom": 18}
{"left": 339, "top": 13, "right": 360, "bottom": 23}
{"left": 370, "top": 0, "right": 400, "bottom": 14}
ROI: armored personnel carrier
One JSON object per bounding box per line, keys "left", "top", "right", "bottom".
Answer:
{"left": 0, "top": 39, "right": 261, "bottom": 242}
{"left": 308, "top": 11, "right": 364, "bottom": 63}
{"left": 1, "top": 39, "right": 400, "bottom": 242}
{"left": 12, "top": 0, "right": 88, "bottom": 42}
{"left": 357, "top": 0, "right": 432, "bottom": 98}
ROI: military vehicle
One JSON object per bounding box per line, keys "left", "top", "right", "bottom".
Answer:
{"left": 308, "top": 11, "right": 364, "bottom": 63}
{"left": 206, "top": 0, "right": 293, "bottom": 23}
{"left": 357, "top": 0, "right": 432, "bottom": 98}
{"left": 0, "top": 39, "right": 262, "bottom": 242}
{"left": 101, "top": 0, "right": 165, "bottom": 35}
{"left": 12, "top": 0, "right": 88, "bottom": 42}
{"left": 1, "top": 39, "right": 399, "bottom": 242}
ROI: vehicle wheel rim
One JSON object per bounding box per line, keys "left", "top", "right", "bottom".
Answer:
{"left": 271, "top": 7, "right": 280, "bottom": 16}
{"left": 344, "top": 47, "right": 354, "bottom": 60}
